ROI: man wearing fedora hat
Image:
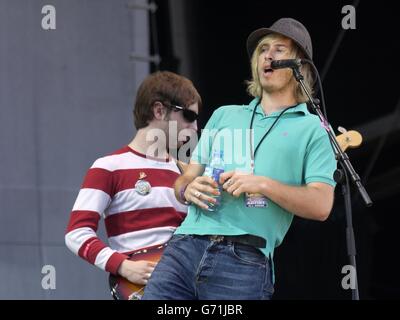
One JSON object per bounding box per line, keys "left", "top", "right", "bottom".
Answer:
{"left": 142, "top": 18, "right": 336, "bottom": 300}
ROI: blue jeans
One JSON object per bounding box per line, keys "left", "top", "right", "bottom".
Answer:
{"left": 142, "top": 234, "right": 274, "bottom": 300}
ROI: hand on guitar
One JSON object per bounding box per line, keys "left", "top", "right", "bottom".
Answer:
{"left": 109, "top": 244, "right": 165, "bottom": 300}
{"left": 117, "top": 259, "right": 157, "bottom": 285}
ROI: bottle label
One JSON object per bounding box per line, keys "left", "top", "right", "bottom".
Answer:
{"left": 203, "top": 167, "right": 224, "bottom": 211}
{"left": 211, "top": 168, "right": 224, "bottom": 183}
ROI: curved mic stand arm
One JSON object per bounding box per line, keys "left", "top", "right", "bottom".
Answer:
{"left": 292, "top": 66, "right": 372, "bottom": 207}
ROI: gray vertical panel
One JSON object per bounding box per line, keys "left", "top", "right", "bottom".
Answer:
{"left": 131, "top": 0, "right": 150, "bottom": 90}
{"left": 0, "top": 0, "right": 149, "bottom": 299}
{"left": 0, "top": 0, "right": 37, "bottom": 188}
{"left": 170, "top": 0, "right": 192, "bottom": 77}
{"left": 0, "top": 244, "right": 44, "bottom": 299}
{"left": 0, "top": 189, "right": 40, "bottom": 243}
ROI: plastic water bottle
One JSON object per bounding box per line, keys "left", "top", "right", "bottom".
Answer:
{"left": 203, "top": 150, "right": 224, "bottom": 211}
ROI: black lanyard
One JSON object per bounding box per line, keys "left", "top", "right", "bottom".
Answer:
{"left": 249, "top": 102, "right": 296, "bottom": 173}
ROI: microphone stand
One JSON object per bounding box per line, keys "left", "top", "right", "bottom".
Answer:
{"left": 292, "top": 67, "right": 373, "bottom": 300}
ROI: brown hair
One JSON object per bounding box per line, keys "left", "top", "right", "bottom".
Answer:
{"left": 133, "top": 71, "right": 202, "bottom": 129}
{"left": 246, "top": 34, "right": 314, "bottom": 103}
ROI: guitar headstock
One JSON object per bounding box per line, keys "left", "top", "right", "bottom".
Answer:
{"left": 335, "top": 127, "right": 363, "bottom": 152}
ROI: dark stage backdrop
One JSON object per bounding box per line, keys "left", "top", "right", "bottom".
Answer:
{"left": 154, "top": 0, "right": 400, "bottom": 299}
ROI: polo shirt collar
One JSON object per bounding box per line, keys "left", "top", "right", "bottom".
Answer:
{"left": 244, "top": 98, "right": 310, "bottom": 117}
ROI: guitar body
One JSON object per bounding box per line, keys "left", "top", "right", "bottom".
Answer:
{"left": 109, "top": 244, "right": 166, "bottom": 300}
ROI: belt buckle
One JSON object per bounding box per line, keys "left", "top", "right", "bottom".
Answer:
{"left": 209, "top": 235, "right": 224, "bottom": 242}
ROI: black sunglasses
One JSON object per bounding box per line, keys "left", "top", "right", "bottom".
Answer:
{"left": 168, "top": 104, "right": 199, "bottom": 123}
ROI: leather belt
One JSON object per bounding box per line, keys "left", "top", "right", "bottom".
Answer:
{"left": 196, "top": 234, "right": 266, "bottom": 248}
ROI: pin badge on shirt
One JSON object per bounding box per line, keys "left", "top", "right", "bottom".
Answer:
{"left": 135, "top": 172, "right": 151, "bottom": 195}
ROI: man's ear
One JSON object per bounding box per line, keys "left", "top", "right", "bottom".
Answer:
{"left": 152, "top": 101, "right": 167, "bottom": 120}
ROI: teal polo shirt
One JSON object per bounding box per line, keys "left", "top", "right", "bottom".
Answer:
{"left": 176, "top": 98, "right": 337, "bottom": 269}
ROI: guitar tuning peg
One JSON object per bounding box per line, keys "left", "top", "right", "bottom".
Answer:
{"left": 338, "top": 126, "right": 347, "bottom": 134}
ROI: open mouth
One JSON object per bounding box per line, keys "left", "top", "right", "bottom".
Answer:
{"left": 263, "top": 67, "right": 274, "bottom": 76}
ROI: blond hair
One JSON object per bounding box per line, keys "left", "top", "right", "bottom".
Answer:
{"left": 246, "top": 34, "right": 314, "bottom": 103}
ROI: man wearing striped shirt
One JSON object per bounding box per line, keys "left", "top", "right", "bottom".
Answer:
{"left": 65, "top": 71, "right": 201, "bottom": 287}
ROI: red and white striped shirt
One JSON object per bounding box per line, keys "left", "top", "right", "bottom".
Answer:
{"left": 65, "top": 146, "right": 187, "bottom": 275}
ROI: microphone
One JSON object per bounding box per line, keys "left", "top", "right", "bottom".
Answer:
{"left": 271, "top": 59, "right": 304, "bottom": 70}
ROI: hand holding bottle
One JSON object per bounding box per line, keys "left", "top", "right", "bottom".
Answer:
{"left": 183, "top": 176, "right": 220, "bottom": 210}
